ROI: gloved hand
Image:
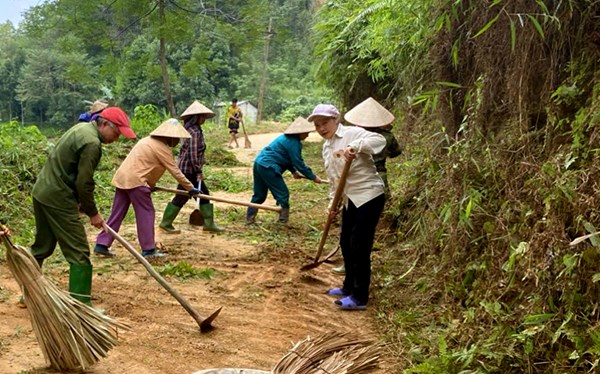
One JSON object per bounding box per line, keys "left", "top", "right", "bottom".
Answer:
{"left": 188, "top": 187, "right": 201, "bottom": 197}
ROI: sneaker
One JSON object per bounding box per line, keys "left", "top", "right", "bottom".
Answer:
{"left": 331, "top": 264, "right": 345, "bottom": 275}
{"left": 142, "top": 249, "right": 166, "bottom": 258}
{"left": 94, "top": 244, "right": 115, "bottom": 258}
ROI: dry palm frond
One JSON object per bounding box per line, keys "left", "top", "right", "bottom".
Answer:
{"left": 2, "top": 235, "right": 129, "bottom": 371}
{"left": 272, "top": 331, "right": 381, "bottom": 373}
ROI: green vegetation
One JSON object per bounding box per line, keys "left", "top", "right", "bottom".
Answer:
{"left": 0, "top": 0, "right": 331, "bottom": 126}
{"left": 157, "top": 261, "right": 217, "bottom": 280}
{"left": 311, "top": 0, "right": 600, "bottom": 372}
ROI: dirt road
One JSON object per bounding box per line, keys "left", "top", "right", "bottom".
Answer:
{"left": 0, "top": 133, "right": 392, "bottom": 373}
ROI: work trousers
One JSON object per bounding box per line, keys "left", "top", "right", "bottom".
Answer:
{"left": 341, "top": 193, "right": 386, "bottom": 304}
{"left": 171, "top": 172, "right": 211, "bottom": 207}
{"left": 31, "top": 198, "right": 90, "bottom": 265}
{"left": 250, "top": 163, "right": 290, "bottom": 208}
{"left": 96, "top": 186, "right": 155, "bottom": 251}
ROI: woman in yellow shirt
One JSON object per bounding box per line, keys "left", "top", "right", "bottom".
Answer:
{"left": 226, "top": 98, "right": 242, "bottom": 148}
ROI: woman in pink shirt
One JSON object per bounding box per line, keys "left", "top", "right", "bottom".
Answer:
{"left": 94, "top": 119, "right": 200, "bottom": 258}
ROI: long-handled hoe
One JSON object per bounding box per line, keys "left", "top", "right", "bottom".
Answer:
{"left": 102, "top": 223, "right": 221, "bottom": 332}
{"left": 300, "top": 157, "right": 352, "bottom": 271}
{"left": 155, "top": 186, "right": 281, "bottom": 213}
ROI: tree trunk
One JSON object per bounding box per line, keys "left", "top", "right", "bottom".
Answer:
{"left": 257, "top": 18, "right": 273, "bottom": 124}
{"left": 159, "top": 0, "right": 176, "bottom": 117}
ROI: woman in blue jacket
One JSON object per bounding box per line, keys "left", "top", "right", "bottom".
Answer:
{"left": 246, "top": 117, "right": 323, "bottom": 224}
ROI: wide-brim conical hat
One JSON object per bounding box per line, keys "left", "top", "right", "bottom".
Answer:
{"left": 284, "top": 116, "right": 314, "bottom": 134}
{"left": 344, "top": 97, "right": 395, "bottom": 128}
{"left": 91, "top": 101, "right": 108, "bottom": 114}
{"left": 150, "top": 118, "right": 191, "bottom": 139}
{"left": 180, "top": 100, "right": 215, "bottom": 118}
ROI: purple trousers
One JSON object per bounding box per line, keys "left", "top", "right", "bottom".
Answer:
{"left": 96, "top": 186, "right": 155, "bottom": 251}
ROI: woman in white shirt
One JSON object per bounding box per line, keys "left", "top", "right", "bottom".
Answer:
{"left": 308, "top": 104, "right": 387, "bottom": 310}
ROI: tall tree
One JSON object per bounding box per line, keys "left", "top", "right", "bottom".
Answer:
{"left": 158, "top": 0, "right": 176, "bottom": 116}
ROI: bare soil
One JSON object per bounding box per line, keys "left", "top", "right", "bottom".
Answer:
{"left": 0, "top": 133, "right": 393, "bottom": 374}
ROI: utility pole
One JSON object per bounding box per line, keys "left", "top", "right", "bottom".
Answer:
{"left": 257, "top": 18, "right": 274, "bottom": 124}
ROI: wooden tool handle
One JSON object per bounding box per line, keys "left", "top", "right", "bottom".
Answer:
{"left": 312, "top": 158, "right": 353, "bottom": 263}
{"left": 102, "top": 223, "right": 209, "bottom": 328}
{"left": 154, "top": 186, "right": 281, "bottom": 212}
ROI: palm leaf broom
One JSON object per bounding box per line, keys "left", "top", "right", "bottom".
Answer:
{"left": 2, "top": 233, "right": 129, "bottom": 371}
{"left": 192, "top": 331, "right": 381, "bottom": 373}
{"left": 271, "top": 331, "right": 381, "bottom": 373}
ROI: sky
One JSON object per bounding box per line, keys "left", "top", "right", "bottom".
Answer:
{"left": 0, "top": 0, "right": 42, "bottom": 26}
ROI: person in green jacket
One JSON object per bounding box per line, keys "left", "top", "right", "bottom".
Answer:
{"left": 246, "top": 117, "right": 324, "bottom": 224}
{"left": 28, "top": 107, "right": 136, "bottom": 308}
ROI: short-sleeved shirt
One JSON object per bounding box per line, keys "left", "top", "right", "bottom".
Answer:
{"left": 32, "top": 122, "right": 103, "bottom": 216}
{"left": 226, "top": 105, "right": 242, "bottom": 126}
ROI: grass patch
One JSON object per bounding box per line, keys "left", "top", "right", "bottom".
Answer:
{"left": 157, "top": 261, "right": 217, "bottom": 280}
{"left": 204, "top": 168, "right": 252, "bottom": 193}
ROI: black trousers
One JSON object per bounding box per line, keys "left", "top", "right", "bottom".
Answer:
{"left": 171, "top": 172, "right": 211, "bottom": 207}
{"left": 341, "top": 193, "right": 385, "bottom": 304}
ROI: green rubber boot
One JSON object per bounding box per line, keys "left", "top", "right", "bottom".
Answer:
{"left": 68, "top": 263, "right": 93, "bottom": 306}
{"left": 159, "top": 202, "right": 182, "bottom": 234}
{"left": 200, "top": 203, "right": 224, "bottom": 232}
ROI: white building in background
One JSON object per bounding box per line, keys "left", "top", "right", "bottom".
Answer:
{"left": 213, "top": 100, "right": 258, "bottom": 124}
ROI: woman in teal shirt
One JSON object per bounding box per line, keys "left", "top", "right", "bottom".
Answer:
{"left": 246, "top": 117, "right": 323, "bottom": 224}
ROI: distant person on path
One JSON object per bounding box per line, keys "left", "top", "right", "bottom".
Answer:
{"left": 246, "top": 117, "right": 324, "bottom": 224}
{"left": 159, "top": 100, "right": 224, "bottom": 234}
{"left": 79, "top": 100, "right": 109, "bottom": 122}
{"left": 30, "top": 107, "right": 135, "bottom": 308}
{"left": 309, "top": 104, "right": 386, "bottom": 310}
{"left": 331, "top": 97, "right": 401, "bottom": 275}
{"left": 94, "top": 119, "right": 200, "bottom": 259}
{"left": 226, "top": 98, "right": 242, "bottom": 148}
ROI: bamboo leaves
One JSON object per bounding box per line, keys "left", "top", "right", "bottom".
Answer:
{"left": 527, "top": 14, "right": 545, "bottom": 38}
{"left": 472, "top": 12, "right": 501, "bottom": 38}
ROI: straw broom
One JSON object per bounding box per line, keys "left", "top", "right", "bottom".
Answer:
{"left": 271, "top": 331, "right": 381, "bottom": 373}
{"left": 2, "top": 233, "right": 129, "bottom": 371}
{"left": 192, "top": 332, "right": 381, "bottom": 374}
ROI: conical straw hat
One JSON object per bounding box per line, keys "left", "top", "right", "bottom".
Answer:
{"left": 344, "top": 97, "right": 395, "bottom": 128}
{"left": 90, "top": 101, "right": 108, "bottom": 114}
{"left": 284, "top": 116, "right": 314, "bottom": 134}
{"left": 180, "top": 100, "right": 215, "bottom": 118}
{"left": 150, "top": 118, "right": 191, "bottom": 139}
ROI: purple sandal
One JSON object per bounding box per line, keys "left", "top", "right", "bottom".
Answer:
{"left": 325, "top": 288, "right": 350, "bottom": 297}
{"left": 335, "top": 296, "right": 367, "bottom": 310}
